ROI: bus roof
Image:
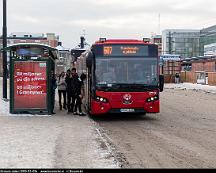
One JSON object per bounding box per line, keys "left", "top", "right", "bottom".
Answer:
{"left": 4, "top": 43, "right": 57, "bottom": 51}
{"left": 94, "top": 39, "right": 153, "bottom": 45}
{"left": 4, "top": 43, "right": 58, "bottom": 59}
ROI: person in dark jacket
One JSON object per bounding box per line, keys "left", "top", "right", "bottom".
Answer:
{"left": 74, "top": 73, "right": 86, "bottom": 116}
{"left": 65, "top": 68, "right": 80, "bottom": 114}
{"left": 50, "top": 71, "right": 57, "bottom": 114}
{"left": 175, "top": 73, "right": 180, "bottom": 83}
{"left": 66, "top": 69, "right": 71, "bottom": 78}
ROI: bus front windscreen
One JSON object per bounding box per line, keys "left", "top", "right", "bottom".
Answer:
{"left": 95, "top": 57, "right": 158, "bottom": 87}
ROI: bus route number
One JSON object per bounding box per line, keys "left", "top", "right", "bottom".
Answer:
{"left": 104, "top": 46, "right": 113, "bottom": 55}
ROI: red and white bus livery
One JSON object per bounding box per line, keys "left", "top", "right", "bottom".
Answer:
{"left": 76, "top": 39, "right": 164, "bottom": 115}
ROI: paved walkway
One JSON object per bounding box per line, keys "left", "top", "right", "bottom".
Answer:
{"left": 0, "top": 78, "right": 119, "bottom": 168}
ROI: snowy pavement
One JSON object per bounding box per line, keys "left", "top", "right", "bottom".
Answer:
{"left": 1, "top": 77, "right": 216, "bottom": 168}
{"left": 165, "top": 83, "right": 216, "bottom": 94}
{"left": 0, "top": 77, "right": 119, "bottom": 168}
{"left": 0, "top": 97, "right": 50, "bottom": 117}
{"left": 0, "top": 78, "right": 11, "bottom": 116}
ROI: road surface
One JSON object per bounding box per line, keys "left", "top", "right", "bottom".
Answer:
{"left": 1, "top": 86, "right": 216, "bottom": 168}
{"left": 92, "top": 88, "right": 216, "bottom": 168}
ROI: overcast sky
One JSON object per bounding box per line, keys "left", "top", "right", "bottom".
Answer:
{"left": 1, "top": 0, "right": 216, "bottom": 48}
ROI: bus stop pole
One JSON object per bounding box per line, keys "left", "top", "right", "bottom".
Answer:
{"left": 2, "top": 0, "right": 7, "bottom": 99}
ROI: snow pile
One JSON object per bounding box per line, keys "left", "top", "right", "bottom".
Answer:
{"left": 0, "top": 98, "right": 10, "bottom": 116}
{"left": 0, "top": 99, "right": 51, "bottom": 117}
{"left": 165, "top": 83, "right": 216, "bottom": 94}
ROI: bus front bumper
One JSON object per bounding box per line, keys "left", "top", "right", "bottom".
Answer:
{"left": 90, "top": 100, "right": 160, "bottom": 115}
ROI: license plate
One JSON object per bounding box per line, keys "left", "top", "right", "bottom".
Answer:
{"left": 120, "top": 109, "right": 135, "bottom": 113}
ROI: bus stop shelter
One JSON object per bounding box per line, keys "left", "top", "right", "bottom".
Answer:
{"left": 4, "top": 43, "right": 58, "bottom": 115}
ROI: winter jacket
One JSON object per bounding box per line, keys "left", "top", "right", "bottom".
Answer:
{"left": 65, "top": 73, "right": 82, "bottom": 96}
{"left": 57, "top": 76, "right": 67, "bottom": 91}
{"left": 51, "top": 77, "right": 57, "bottom": 93}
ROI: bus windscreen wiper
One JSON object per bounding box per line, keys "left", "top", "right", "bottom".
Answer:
{"left": 96, "top": 83, "right": 158, "bottom": 91}
{"left": 96, "top": 84, "right": 115, "bottom": 91}
{"left": 114, "top": 83, "right": 155, "bottom": 88}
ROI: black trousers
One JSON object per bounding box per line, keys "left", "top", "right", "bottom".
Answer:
{"left": 58, "top": 90, "right": 66, "bottom": 108}
{"left": 67, "top": 94, "right": 76, "bottom": 112}
{"left": 75, "top": 96, "right": 82, "bottom": 113}
{"left": 50, "top": 91, "right": 55, "bottom": 113}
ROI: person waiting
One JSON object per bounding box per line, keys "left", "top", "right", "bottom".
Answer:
{"left": 65, "top": 68, "right": 80, "bottom": 114}
{"left": 57, "top": 72, "right": 67, "bottom": 110}
{"left": 74, "top": 73, "right": 86, "bottom": 116}
{"left": 50, "top": 71, "right": 57, "bottom": 114}
{"left": 175, "top": 73, "right": 180, "bottom": 83}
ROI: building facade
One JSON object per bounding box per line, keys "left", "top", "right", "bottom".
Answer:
{"left": 0, "top": 32, "right": 59, "bottom": 76}
{"left": 161, "top": 25, "right": 216, "bottom": 85}
{"left": 181, "top": 56, "right": 216, "bottom": 85}
{"left": 56, "top": 43, "right": 73, "bottom": 75}
{"left": 162, "top": 29, "right": 201, "bottom": 58}
{"left": 200, "top": 25, "right": 216, "bottom": 56}
{"left": 204, "top": 43, "right": 216, "bottom": 56}
{"left": 150, "top": 35, "right": 162, "bottom": 56}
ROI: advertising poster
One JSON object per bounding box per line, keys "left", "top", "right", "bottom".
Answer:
{"left": 14, "top": 61, "right": 47, "bottom": 109}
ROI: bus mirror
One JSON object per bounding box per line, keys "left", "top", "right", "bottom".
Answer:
{"left": 159, "top": 75, "right": 164, "bottom": 92}
{"left": 86, "top": 52, "right": 93, "bottom": 68}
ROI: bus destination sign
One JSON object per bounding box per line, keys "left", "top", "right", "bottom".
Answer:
{"left": 121, "top": 47, "right": 139, "bottom": 54}
{"left": 103, "top": 45, "right": 149, "bottom": 56}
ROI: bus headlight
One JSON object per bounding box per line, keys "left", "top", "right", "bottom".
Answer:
{"left": 146, "top": 95, "right": 159, "bottom": 102}
{"left": 96, "top": 96, "right": 108, "bottom": 103}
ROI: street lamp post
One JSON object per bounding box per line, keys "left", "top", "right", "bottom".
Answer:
{"left": 2, "top": 0, "right": 7, "bottom": 99}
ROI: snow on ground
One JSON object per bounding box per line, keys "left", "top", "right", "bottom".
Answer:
{"left": 165, "top": 83, "right": 216, "bottom": 94}
{"left": 0, "top": 77, "right": 120, "bottom": 168}
{"left": 0, "top": 99, "right": 51, "bottom": 117}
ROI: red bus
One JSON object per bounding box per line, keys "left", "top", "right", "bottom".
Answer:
{"left": 76, "top": 38, "right": 164, "bottom": 115}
